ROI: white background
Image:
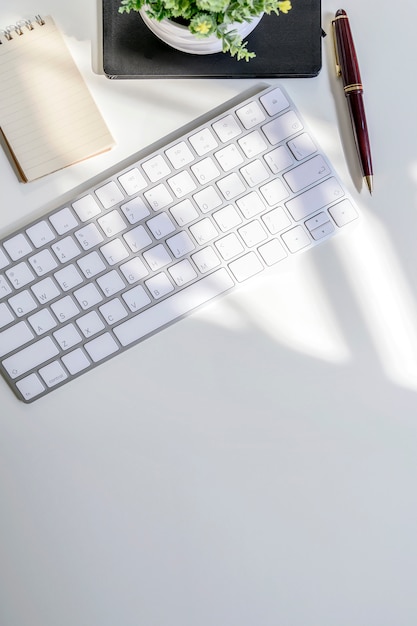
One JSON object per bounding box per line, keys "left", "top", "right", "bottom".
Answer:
{"left": 1, "top": 1, "right": 417, "bottom": 625}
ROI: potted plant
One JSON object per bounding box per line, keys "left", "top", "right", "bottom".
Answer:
{"left": 119, "top": 0, "right": 292, "bottom": 61}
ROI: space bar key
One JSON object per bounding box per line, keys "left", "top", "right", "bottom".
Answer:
{"left": 113, "top": 268, "right": 234, "bottom": 347}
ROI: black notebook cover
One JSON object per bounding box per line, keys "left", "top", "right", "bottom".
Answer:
{"left": 102, "top": 0, "right": 322, "bottom": 79}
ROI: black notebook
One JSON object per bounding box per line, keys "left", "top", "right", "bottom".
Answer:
{"left": 102, "top": 0, "right": 322, "bottom": 79}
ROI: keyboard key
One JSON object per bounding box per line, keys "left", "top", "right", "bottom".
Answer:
{"left": 216, "top": 173, "right": 246, "bottom": 199}
{"left": 95, "top": 181, "right": 124, "bottom": 208}
{"left": 285, "top": 177, "right": 345, "bottom": 221}
{"left": 228, "top": 252, "right": 263, "bottom": 282}
{"left": 143, "top": 244, "right": 172, "bottom": 271}
{"left": 28, "top": 309, "right": 57, "bottom": 335}
{"left": 114, "top": 269, "right": 234, "bottom": 347}
{"left": 165, "top": 142, "right": 194, "bottom": 168}
{"left": 52, "top": 236, "right": 81, "bottom": 263}
{"left": 145, "top": 272, "right": 174, "bottom": 299}
{"left": 142, "top": 155, "right": 170, "bottom": 182}
{"left": 100, "top": 238, "right": 129, "bottom": 265}
{"left": 170, "top": 199, "right": 199, "bottom": 226}
{"left": 281, "top": 226, "right": 311, "bottom": 253}
{"left": 84, "top": 333, "right": 119, "bottom": 362}
{"left": 39, "top": 361, "right": 68, "bottom": 387}
{"left": 166, "top": 231, "right": 195, "bottom": 258}
{"left": 53, "top": 324, "right": 82, "bottom": 350}
{"left": 2, "top": 336, "right": 59, "bottom": 379}
{"left": 77, "top": 251, "right": 106, "bottom": 278}
{"left": 238, "top": 130, "right": 267, "bottom": 157}
{"left": 287, "top": 132, "right": 317, "bottom": 160}
{"left": 240, "top": 159, "right": 269, "bottom": 187}
{"left": 28, "top": 249, "right": 58, "bottom": 276}
{"left": 283, "top": 155, "right": 331, "bottom": 192}
{"left": 168, "top": 260, "right": 197, "bottom": 286}
{"left": 3, "top": 233, "right": 32, "bottom": 261}
{"left": 238, "top": 221, "right": 267, "bottom": 247}
{"left": 236, "top": 192, "right": 267, "bottom": 219}
{"left": 144, "top": 183, "right": 173, "bottom": 210}
{"left": 121, "top": 197, "right": 150, "bottom": 224}
{"left": 54, "top": 265, "right": 83, "bottom": 291}
{"left": 236, "top": 101, "right": 266, "bottom": 129}
{"left": 193, "top": 186, "right": 222, "bottom": 213}
{"left": 191, "top": 247, "right": 220, "bottom": 273}
{"left": 188, "top": 128, "right": 218, "bottom": 155}
{"left": 122, "top": 285, "right": 151, "bottom": 312}
{"left": 264, "top": 145, "right": 293, "bottom": 174}
{"left": 167, "top": 171, "right": 197, "bottom": 198}
{"left": 260, "top": 87, "right": 289, "bottom": 116}
{"left": 123, "top": 226, "right": 152, "bottom": 253}
{"left": 147, "top": 213, "right": 176, "bottom": 239}
{"left": 213, "top": 205, "right": 242, "bottom": 232}
{"left": 76, "top": 311, "right": 105, "bottom": 337}
{"left": 74, "top": 284, "right": 103, "bottom": 310}
{"left": 0, "top": 248, "right": 10, "bottom": 269}
{"left": 72, "top": 195, "right": 101, "bottom": 222}
{"left": 212, "top": 115, "right": 241, "bottom": 142}
{"left": 5, "top": 262, "right": 35, "bottom": 289}
{"left": 305, "top": 212, "right": 331, "bottom": 231}
{"left": 118, "top": 168, "right": 147, "bottom": 195}
{"left": 8, "top": 290, "right": 37, "bottom": 317}
{"left": 328, "top": 199, "right": 358, "bottom": 227}
{"left": 309, "top": 220, "right": 335, "bottom": 241}
{"left": 258, "top": 239, "right": 288, "bottom": 266}
{"left": 99, "top": 298, "right": 128, "bottom": 325}
{"left": 96, "top": 270, "right": 125, "bottom": 297}
{"left": 26, "top": 221, "right": 55, "bottom": 248}
{"left": 120, "top": 258, "right": 149, "bottom": 284}
{"left": 262, "top": 207, "right": 291, "bottom": 234}
{"left": 0, "top": 321, "right": 34, "bottom": 357}
{"left": 49, "top": 208, "right": 79, "bottom": 235}
{"left": 0, "top": 275, "right": 12, "bottom": 297}
{"left": 259, "top": 179, "right": 289, "bottom": 206}
{"left": 50, "top": 296, "right": 80, "bottom": 322}
{"left": 191, "top": 157, "right": 220, "bottom": 184}
{"left": 97, "top": 211, "right": 127, "bottom": 237}
{"left": 190, "top": 219, "right": 218, "bottom": 245}
{"left": 262, "top": 111, "right": 303, "bottom": 145}
{"left": 215, "top": 233, "right": 244, "bottom": 261}
{"left": 0, "top": 303, "right": 14, "bottom": 328}
{"left": 214, "top": 144, "right": 244, "bottom": 172}
{"left": 16, "top": 373, "right": 46, "bottom": 401}
{"left": 61, "top": 348, "right": 90, "bottom": 375}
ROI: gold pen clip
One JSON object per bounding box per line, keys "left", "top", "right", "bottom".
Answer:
{"left": 331, "top": 19, "right": 342, "bottom": 77}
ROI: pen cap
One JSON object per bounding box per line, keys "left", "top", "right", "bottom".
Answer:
{"left": 334, "top": 9, "right": 362, "bottom": 90}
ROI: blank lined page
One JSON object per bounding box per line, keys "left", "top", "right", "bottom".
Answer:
{"left": 0, "top": 16, "right": 114, "bottom": 182}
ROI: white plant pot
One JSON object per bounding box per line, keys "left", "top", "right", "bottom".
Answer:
{"left": 139, "top": 7, "right": 263, "bottom": 55}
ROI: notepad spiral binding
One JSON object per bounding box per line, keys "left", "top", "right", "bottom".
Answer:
{"left": 0, "top": 15, "right": 45, "bottom": 43}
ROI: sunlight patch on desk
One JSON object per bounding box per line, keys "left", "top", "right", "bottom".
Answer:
{"left": 335, "top": 210, "right": 417, "bottom": 391}
{"left": 196, "top": 264, "right": 352, "bottom": 364}
{"left": 235, "top": 265, "right": 352, "bottom": 363}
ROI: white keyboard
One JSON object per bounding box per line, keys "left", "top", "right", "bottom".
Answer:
{"left": 0, "top": 83, "right": 358, "bottom": 402}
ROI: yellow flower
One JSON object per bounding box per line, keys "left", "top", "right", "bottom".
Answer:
{"left": 194, "top": 21, "right": 211, "bottom": 34}
{"left": 190, "top": 14, "right": 216, "bottom": 37}
{"left": 278, "top": 0, "right": 292, "bottom": 13}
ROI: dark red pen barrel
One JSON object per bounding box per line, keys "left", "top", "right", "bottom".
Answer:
{"left": 334, "top": 9, "right": 362, "bottom": 88}
{"left": 346, "top": 93, "right": 373, "bottom": 177}
{"left": 334, "top": 9, "right": 373, "bottom": 186}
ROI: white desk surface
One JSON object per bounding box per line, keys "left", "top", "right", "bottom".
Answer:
{"left": 1, "top": 1, "right": 417, "bottom": 624}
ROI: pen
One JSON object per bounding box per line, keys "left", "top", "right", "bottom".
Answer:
{"left": 332, "top": 9, "right": 373, "bottom": 194}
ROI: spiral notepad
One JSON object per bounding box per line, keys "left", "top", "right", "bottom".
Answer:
{"left": 0, "top": 15, "right": 114, "bottom": 182}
